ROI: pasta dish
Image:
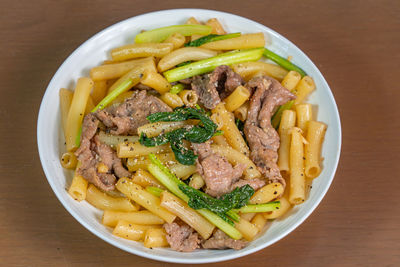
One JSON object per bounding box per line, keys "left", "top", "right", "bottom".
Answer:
{"left": 59, "top": 17, "right": 326, "bottom": 252}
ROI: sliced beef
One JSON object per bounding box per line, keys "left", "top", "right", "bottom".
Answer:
{"left": 75, "top": 114, "right": 131, "bottom": 191}
{"left": 244, "top": 76, "right": 296, "bottom": 187}
{"left": 191, "top": 65, "right": 243, "bottom": 109}
{"left": 193, "top": 142, "right": 265, "bottom": 197}
{"left": 201, "top": 230, "right": 247, "bottom": 250}
{"left": 164, "top": 222, "right": 201, "bottom": 252}
{"left": 95, "top": 90, "right": 172, "bottom": 135}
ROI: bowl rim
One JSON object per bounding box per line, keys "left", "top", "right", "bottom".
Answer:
{"left": 37, "top": 8, "right": 342, "bottom": 264}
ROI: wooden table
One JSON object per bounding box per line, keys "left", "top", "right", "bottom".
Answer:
{"left": 1, "top": 0, "right": 399, "bottom": 266}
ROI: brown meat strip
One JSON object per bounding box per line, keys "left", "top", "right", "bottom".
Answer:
{"left": 164, "top": 222, "right": 201, "bottom": 252}
{"left": 202, "top": 230, "right": 248, "bottom": 250}
{"left": 244, "top": 76, "right": 296, "bottom": 187}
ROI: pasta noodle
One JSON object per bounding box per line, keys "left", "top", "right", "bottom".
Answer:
{"left": 212, "top": 103, "right": 250, "bottom": 157}
{"left": 68, "top": 163, "right": 88, "bottom": 202}
{"left": 113, "top": 220, "right": 159, "bottom": 241}
{"left": 117, "top": 141, "right": 171, "bottom": 158}
{"left": 294, "top": 76, "right": 316, "bottom": 104}
{"left": 249, "top": 183, "right": 284, "bottom": 204}
{"left": 234, "top": 217, "right": 259, "bottom": 241}
{"left": 233, "top": 101, "right": 249, "bottom": 121}
{"left": 91, "top": 80, "right": 108, "bottom": 105}
{"left": 65, "top": 77, "right": 93, "bottom": 151}
{"left": 60, "top": 151, "right": 78, "bottom": 169}
{"left": 59, "top": 88, "right": 73, "bottom": 138}
{"left": 188, "top": 173, "right": 205, "bottom": 189}
{"left": 281, "top": 70, "right": 301, "bottom": 90}
{"left": 86, "top": 184, "right": 139, "bottom": 211}
{"left": 251, "top": 213, "right": 267, "bottom": 231}
{"left": 205, "top": 18, "right": 226, "bottom": 34}
{"left": 277, "top": 110, "right": 296, "bottom": 172}
{"left": 131, "top": 168, "right": 165, "bottom": 188}
{"left": 102, "top": 210, "right": 164, "bottom": 227}
{"left": 169, "top": 163, "right": 197, "bottom": 180}
{"left": 160, "top": 191, "right": 215, "bottom": 239}
{"left": 295, "top": 103, "right": 313, "bottom": 133}
{"left": 140, "top": 70, "right": 171, "bottom": 94}
{"left": 90, "top": 57, "right": 155, "bottom": 81}
{"left": 138, "top": 121, "right": 188, "bottom": 138}
{"left": 304, "top": 121, "right": 327, "bottom": 178}
{"left": 160, "top": 92, "right": 184, "bottom": 109}
{"left": 231, "top": 62, "right": 288, "bottom": 81}
{"left": 97, "top": 131, "right": 139, "bottom": 148}
{"left": 157, "top": 47, "right": 217, "bottom": 72}
{"left": 224, "top": 86, "right": 251, "bottom": 112}
{"left": 201, "top": 33, "right": 265, "bottom": 50}
{"left": 289, "top": 127, "right": 306, "bottom": 205}
{"left": 111, "top": 43, "right": 174, "bottom": 61}
{"left": 179, "top": 89, "right": 198, "bottom": 106}
{"left": 144, "top": 228, "right": 169, "bottom": 248}
{"left": 115, "top": 178, "right": 176, "bottom": 223}
{"left": 163, "top": 32, "right": 186, "bottom": 49}
{"left": 263, "top": 196, "right": 291, "bottom": 219}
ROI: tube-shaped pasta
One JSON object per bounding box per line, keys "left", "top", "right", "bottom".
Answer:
{"left": 224, "top": 86, "right": 251, "bottom": 112}
{"left": 68, "top": 163, "right": 88, "bottom": 202}
{"left": 117, "top": 142, "right": 171, "bottom": 158}
{"left": 90, "top": 57, "right": 155, "bottom": 81}
{"left": 305, "top": 121, "right": 327, "bottom": 179}
{"left": 160, "top": 93, "right": 184, "bottom": 109}
{"left": 211, "top": 144, "right": 261, "bottom": 179}
{"left": 205, "top": 18, "right": 226, "bottom": 34}
{"left": 233, "top": 101, "right": 249, "bottom": 121}
{"left": 211, "top": 135, "right": 229, "bottom": 146}
{"left": 295, "top": 103, "right": 313, "bottom": 133}
{"left": 157, "top": 47, "right": 218, "bottom": 72}
{"left": 113, "top": 220, "right": 158, "bottom": 241}
{"left": 59, "top": 88, "right": 73, "bottom": 138}
{"left": 86, "top": 184, "right": 139, "bottom": 211}
{"left": 97, "top": 131, "right": 139, "bottom": 148}
{"left": 188, "top": 173, "right": 205, "bottom": 189}
{"left": 251, "top": 213, "right": 267, "bottom": 231}
{"left": 249, "top": 183, "right": 284, "bottom": 204}
{"left": 131, "top": 168, "right": 165, "bottom": 188}
{"left": 294, "top": 76, "right": 316, "bottom": 104}
{"left": 138, "top": 121, "right": 187, "bottom": 138}
{"left": 111, "top": 43, "right": 174, "bottom": 61}
{"left": 289, "top": 127, "right": 306, "bottom": 205}
{"left": 263, "top": 197, "right": 291, "bottom": 219}
{"left": 84, "top": 96, "right": 95, "bottom": 115}
{"left": 65, "top": 77, "right": 93, "bottom": 151}
{"left": 144, "top": 228, "right": 169, "bottom": 248}
{"left": 140, "top": 70, "right": 171, "bottom": 94}
{"left": 281, "top": 70, "right": 302, "bottom": 90}
{"left": 212, "top": 103, "right": 250, "bottom": 157}
{"left": 234, "top": 217, "right": 259, "bottom": 241}
{"left": 160, "top": 191, "right": 215, "bottom": 239}
{"left": 126, "top": 153, "right": 175, "bottom": 172}
{"left": 169, "top": 163, "right": 197, "bottom": 180}
{"left": 240, "top": 212, "right": 256, "bottom": 221}
{"left": 163, "top": 32, "right": 186, "bottom": 49}
{"left": 277, "top": 110, "right": 296, "bottom": 172}
{"left": 179, "top": 89, "right": 198, "bottom": 106}
{"left": 116, "top": 178, "right": 176, "bottom": 223}
{"left": 91, "top": 80, "right": 108, "bottom": 105}
{"left": 201, "top": 33, "right": 265, "bottom": 50}
{"left": 231, "top": 62, "right": 288, "bottom": 81}
{"left": 102, "top": 210, "right": 164, "bottom": 227}
{"left": 60, "top": 151, "right": 77, "bottom": 169}
{"left": 107, "top": 58, "right": 156, "bottom": 94}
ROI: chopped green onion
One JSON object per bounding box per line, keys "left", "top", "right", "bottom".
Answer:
{"left": 92, "top": 79, "right": 133, "bottom": 112}
{"left": 145, "top": 186, "right": 164, "bottom": 197}
{"left": 263, "top": 48, "right": 307, "bottom": 77}
{"left": 163, "top": 48, "right": 264, "bottom": 82}
{"left": 233, "top": 201, "right": 281, "bottom": 213}
{"left": 184, "top": 32, "right": 241, "bottom": 47}
{"left": 135, "top": 25, "right": 212, "bottom": 43}
{"left": 271, "top": 100, "right": 294, "bottom": 129}
{"left": 169, "top": 83, "right": 185, "bottom": 94}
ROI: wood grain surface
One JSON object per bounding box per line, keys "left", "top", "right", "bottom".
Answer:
{"left": 1, "top": 0, "right": 399, "bottom": 266}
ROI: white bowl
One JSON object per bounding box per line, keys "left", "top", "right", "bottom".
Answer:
{"left": 37, "top": 9, "right": 341, "bottom": 264}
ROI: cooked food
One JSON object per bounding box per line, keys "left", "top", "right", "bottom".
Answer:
{"left": 59, "top": 17, "right": 326, "bottom": 252}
